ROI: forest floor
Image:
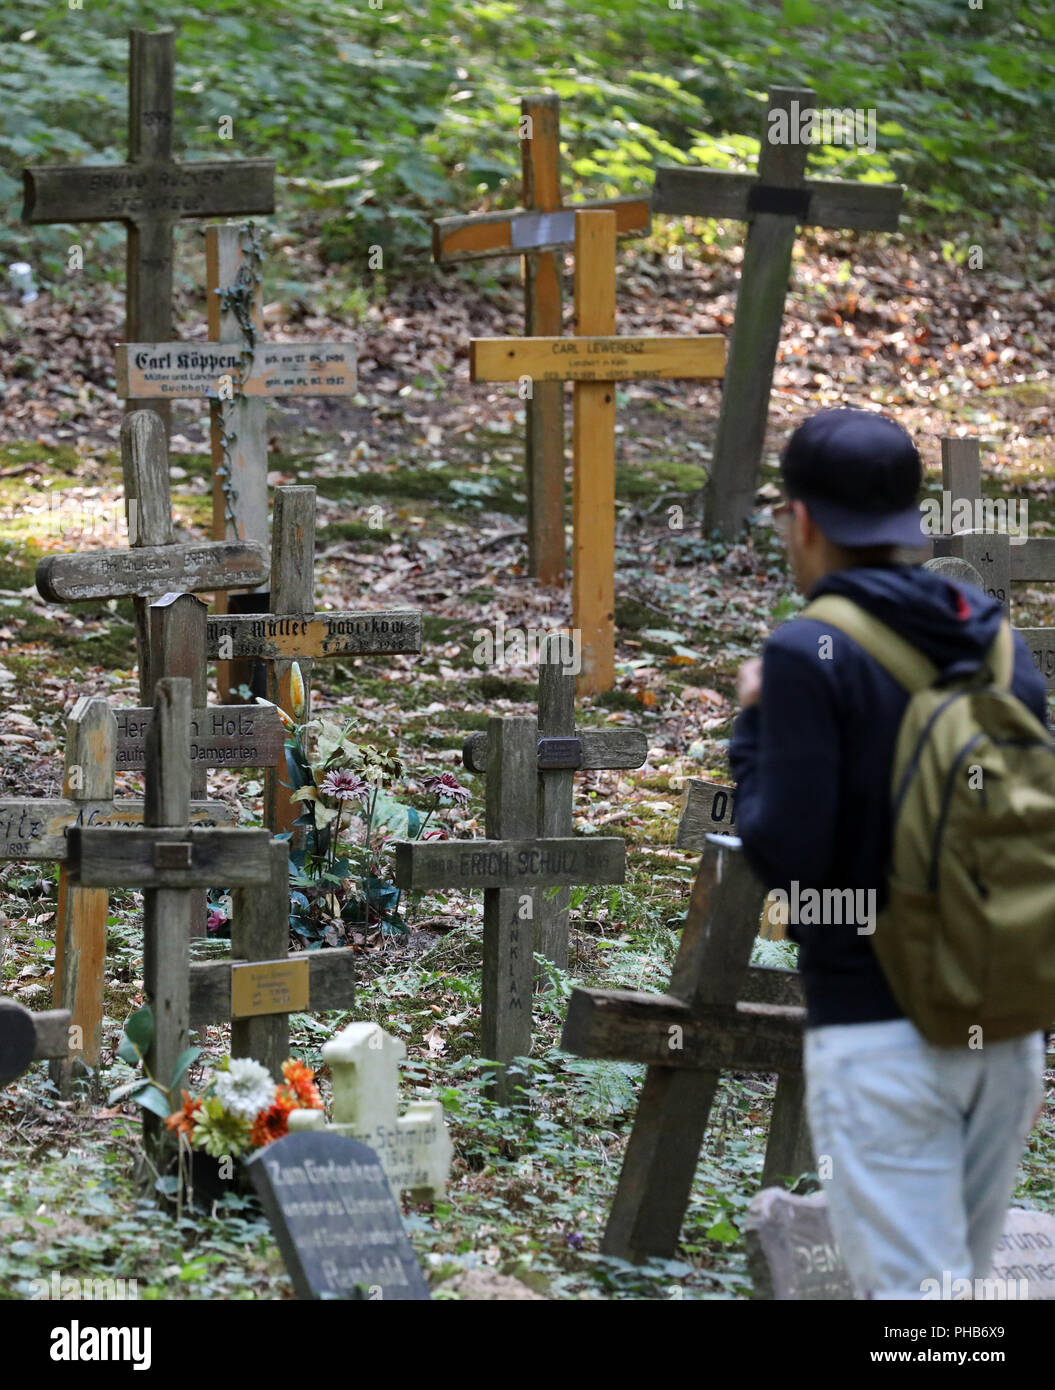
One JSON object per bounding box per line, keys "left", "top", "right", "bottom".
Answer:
{"left": 0, "top": 228, "right": 1053, "bottom": 1299}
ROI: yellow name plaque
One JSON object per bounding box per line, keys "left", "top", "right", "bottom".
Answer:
{"left": 231, "top": 958, "right": 310, "bottom": 1019}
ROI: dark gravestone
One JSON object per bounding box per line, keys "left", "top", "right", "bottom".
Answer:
{"left": 247, "top": 1132, "right": 430, "bottom": 1301}
{"left": 0, "top": 1001, "right": 37, "bottom": 1084}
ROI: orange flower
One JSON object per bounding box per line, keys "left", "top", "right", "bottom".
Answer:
{"left": 165, "top": 1089, "right": 202, "bottom": 1136}
{"left": 250, "top": 1094, "right": 296, "bottom": 1148}
{"left": 281, "top": 1059, "right": 323, "bottom": 1110}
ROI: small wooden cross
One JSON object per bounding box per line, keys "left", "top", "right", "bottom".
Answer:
{"left": 67, "top": 677, "right": 273, "bottom": 1170}
{"left": 204, "top": 484, "right": 423, "bottom": 834}
{"left": 435, "top": 94, "right": 651, "bottom": 587}
{"left": 36, "top": 411, "right": 268, "bottom": 705}
{"left": 561, "top": 841, "right": 809, "bottom": 1262}
{"left": 21, "top": 28, "right": 275, "bottom": 434}
{"left": 395, "top": 715, "right": 626, "bottom": 1102}
{"left": 0, "top": 696, "right": 232, "bottom": 1094}
{"left": 462, "top": 654, "right": 648, "bottom": 969}
{"left": 655, "top": 86, "right": 904, "bottom": 536}
{"left": 114, "top": 223, "right": 357, "bottom": 576}
{"left": 471, "top": 208, "right": 725, "bottom": 694}
{"left": 0, "top": 999, "right": 72, "bottom": 1086}
{"left": 187, "top": 836, "right": 357, "bottom": 1081}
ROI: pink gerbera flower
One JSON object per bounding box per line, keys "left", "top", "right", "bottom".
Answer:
{"left": 423, "top": 772, "right": 471, "bottom": 807}
{"left": 320, "top": 769, "right": 370, "bottom": 803}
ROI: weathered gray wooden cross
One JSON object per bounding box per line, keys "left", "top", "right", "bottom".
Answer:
{"left": 36, "top": 411, "right": 268, "bottom": 705}
{"left": 461, "top": 654, "right": 648, "bottom": 969}
{"left": 205, "top": 484, "right": 423, "bottom": 834}
{"left": 0, "top": 695, "right": 233, "bottom": 1094}
{"left": 434, "top": 92, "right": 651, "bottom": 585}
{"left": 395, "top": 714, "right": 626, "bottom": 1102}
{"left": 114, "top": 222, "right": 358, "bottom": 682}
{"left": 926, "top": 436, "right": 1055, "bottom": 693}
{"left": 561, "top": 840, "right": 809, "bottom": 1262}
{"left": 67, "top": 677, "right": 274, "bottom": 1171}
{"left": 655, "top": 86, "right": 904, "bottom": 536}
{"left": 22, "top": 28, "right": 275, "bottom": 434}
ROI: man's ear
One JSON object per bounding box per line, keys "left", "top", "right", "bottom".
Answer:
{"left": 791, "top": 498, "right": 814, "bottom": 545}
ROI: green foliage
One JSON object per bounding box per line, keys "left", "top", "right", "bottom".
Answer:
{"left": 3, "top": 0, "right": 1053, "bottom": 278}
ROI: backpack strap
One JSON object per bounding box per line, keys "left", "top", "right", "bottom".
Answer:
{"left": 802, "top": 594, "right": 938, "bottom": 694}
{"left": 985, "top": 619, "right": 1015, "bottom": 690}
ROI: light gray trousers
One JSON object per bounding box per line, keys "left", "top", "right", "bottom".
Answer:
{"left": 805, "top": 1017, "right": 1047, "bottom": 1299}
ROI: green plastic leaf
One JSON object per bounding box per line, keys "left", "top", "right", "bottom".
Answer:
{"left": 136, "top": 1085, "right": 175, "bottom": 1121}
{"left": 117, "top": 1004, "right": 154, "bottom": 1064}
{"left": 170, "top": 1046, "right": 202, "bottom": 1094}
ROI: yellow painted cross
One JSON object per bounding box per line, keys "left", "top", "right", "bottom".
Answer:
{"left": 470, "top": 209, "right": 725, "bottom": 694}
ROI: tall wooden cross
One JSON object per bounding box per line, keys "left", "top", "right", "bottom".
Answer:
{"left": 21, "top": 28, "right": 275, "bottom": 433}
{"left": 67, "top": 677, "right": 273, "bottom": 1171}
{"left": 205, "top": 484, "right": 423, "bottom": 834}
{"left": 462, "top": 654, "right": 648, "bottom": 968}
{"left": 655, "top": 86, "right": 904, "bottom": 536}
{"left": 471, "top": 209, "right": 725, "bottom": 694}
{"left": 434, "top": 93, "right": 651, "bottom": 585}
{"left": 394, "top": 715, "right": 626, "bottom": 1102}
{"left": 561, "top": 840, "right": 808, "bottom": 1262}
{"left": 36, "top": 411, "right": 268, "bottom": 705}
{"left": 35, "top": 692, "right": 235, "bottom": 1095}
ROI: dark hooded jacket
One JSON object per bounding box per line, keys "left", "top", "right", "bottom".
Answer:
{"left": 729, "top": 564, "right": 1048, "bottom": 1029}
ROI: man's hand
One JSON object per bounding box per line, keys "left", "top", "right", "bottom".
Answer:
{"left": 737, "top": 656, "right": 763, "bottom": 709}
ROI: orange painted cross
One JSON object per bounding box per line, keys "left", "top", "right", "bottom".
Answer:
{"left": 471, "top": 209, "right": 725, "bottom": 695}
{"left": 434, "top": 94, "right": 651, "bottom": 587}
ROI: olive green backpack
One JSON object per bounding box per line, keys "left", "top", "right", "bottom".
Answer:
{"left": 804, "top": 593, "right": 1055, "bottom": 1047}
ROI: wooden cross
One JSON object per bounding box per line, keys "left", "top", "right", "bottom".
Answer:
{"left": 67, "top": 677, "right": 273, "bottom": 1171}
{"left": 36, "top": 411, "right": 268, "bottom": 705}
{"left": 655, "top": 86, "right": 903, "bottom": 536}
{"left": 471, "top": 209, "right": 725, "bottom": 694}
{"left": 561, "top": 840, "right": 809, "bottom": 1262}
{"left": 462, "top": 654, "right": 648, "bottom": 968}
{"left": 434, "top": 93, "right": 651, "bottom": 586}
{"left": 394, "top": 715, "right": 626, "bottom": 1102}
{"left": 0, "top": 696, "right": 232, "bottom": 1094}
{"left": 926, "top": 436, "right": 1055, "bottom": 691}
{"left": 187, "top": 836, "right": 357, "bottom": 1082}
{"left": 204, "top": 484, "right": 423, "bottom": 834}
{"left": 0, "top": 999, "right": 72, "bottom": 1086}
{"left": 21, "top": 28, "right": 275, "bottom": 434}
{"left": 114, "top": 222, "right": 357, "bottom": 564}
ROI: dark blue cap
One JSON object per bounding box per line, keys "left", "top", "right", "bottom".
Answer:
{"left": 780, "top": 408, "right": 927, "bottom": 547}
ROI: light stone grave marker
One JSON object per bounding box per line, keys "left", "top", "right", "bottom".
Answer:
{"left": 745, "top": 1186, "right": 1055, "bottom": 1300}
{"left": 289, "top": 1021, "right": 452, "bottom": 1204}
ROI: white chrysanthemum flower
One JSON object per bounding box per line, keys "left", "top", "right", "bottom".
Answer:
{"left": 214, "top": 1058, "right": 275, "bottom": 1120}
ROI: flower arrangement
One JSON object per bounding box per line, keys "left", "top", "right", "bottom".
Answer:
{"left": 258, "top": 664, "right": 471, "bottom": 946}
{"left": 166, "top": 1056, "right": 323, "bottom": 1158}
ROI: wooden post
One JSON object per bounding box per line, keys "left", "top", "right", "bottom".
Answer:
{"left": 535, "top": 656, "right": 575, "bottom": 971}
{"left": 51, "top": 699, "right": 114, "bottom": 1094}
{"left": 483, "top": 717, "right": 537, "bottom": 1102}
{"left": 141, "top": 677, "right": 193, "bottom": 1170}
{"left": 704, "top": 88, "right": 810, "bottom": 537}
{"left": 22, "top": 29, "right": 275, "bottom": 438}
{"left": 521, "top": 95, "right": 566, "bottom": 587}
{"left": 265, "top": 487, "right": 315, "bottom": 834}
{"left": 122, "top": 411, "right": 174, "bottom": 705}
{"left": 207, "top": 224, "right": 270, "bottom": 700}
{"left": 231, "top": 840, "right": 291, "bottom": 1080}
{"left": 572, "top": 211, "right": 618, "bottom": 694}
{"left": 150, "top": 593, "right": 208, "bottom": 939}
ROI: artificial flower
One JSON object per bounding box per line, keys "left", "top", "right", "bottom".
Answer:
{"left": 319, "top": 769, "right": 370, "bottom": 803}
{"left": 423, "top": 771, "right": 471, "bottom": 807}
{"left": 213, "top": 1057, "right": 276, "bottom": 1121}
{"left": 281, "top": 1059, "right": 323, "bottom": 1110}
{"left": 250, "top": 1094, "right": 295, "bottom": 1148}
{"left": 165, "top": 1089, "right": 202, "bottom": 1137}
{"left": 191, "top": 1096, "right": 253, "bottom": 1158}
